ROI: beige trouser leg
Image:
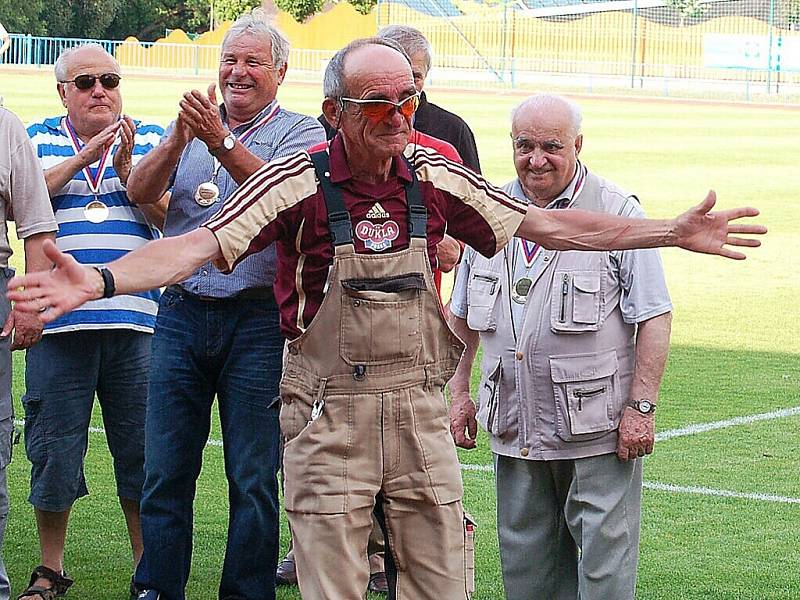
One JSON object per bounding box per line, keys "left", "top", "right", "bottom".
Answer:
{"left": 289, "top": 507, "right": 375, "bottom": 600}
{"left": 384, "top": 498, "right": 467, "bottom": 600}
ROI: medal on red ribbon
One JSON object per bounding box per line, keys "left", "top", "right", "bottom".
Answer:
{"left": 64, "top": 117, "right": 115, "bottom": 223}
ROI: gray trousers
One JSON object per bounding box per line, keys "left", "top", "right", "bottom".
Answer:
{"left": 495, "top": 453, "right": 642, "bottom": 600}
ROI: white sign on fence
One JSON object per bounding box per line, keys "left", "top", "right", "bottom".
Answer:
{"left": 704, "top": 33, "right": 800, "bottom": 72}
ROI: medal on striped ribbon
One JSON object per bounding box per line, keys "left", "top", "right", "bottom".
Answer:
{"left": 64, "top": 117, "right": 115, "bottom": 223}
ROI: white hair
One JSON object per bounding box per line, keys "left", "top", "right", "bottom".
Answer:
{"left": 54, "top": 43, "right": 120, "bottom": 82}
{"left": 511, "top": 94, "right": 583, "bottom": 137}
{"left": 377, "top": 25, "right": 432, "bottom": 73}
{"left": 222, "top": 8, "right": 290, "bottom": 70}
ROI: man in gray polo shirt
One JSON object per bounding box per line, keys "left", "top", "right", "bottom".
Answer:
{"left": 449, "top": 94, "right": 673, "bottom": 600}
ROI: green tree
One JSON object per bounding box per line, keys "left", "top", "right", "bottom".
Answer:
{"left": 274, "top": 0, "right": 323, "bottom": 22}
{"left": 348, "top": 0, "right": 377, "bottom": 15}
{"left": 785, "top": 0, "right": 800, "bottom": 28}
{"left": 665, "top": 0, "right": 705, "bottom": 26}
{"left": 0, "top": 0, "right": 46, "bottom": 35}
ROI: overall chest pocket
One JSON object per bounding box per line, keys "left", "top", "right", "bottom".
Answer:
{"left": 550, "top": 271, "right": 605, "bottom": 333}
{"left": 339, "top": 273, "right": 426, "bottom": 366}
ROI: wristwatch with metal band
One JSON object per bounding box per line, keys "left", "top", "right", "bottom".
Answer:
{"left": 209, "top": 132, "right": 235, "bottom": 156}
{"left": 629, "top": 399, "right": 656, "bottom": 415}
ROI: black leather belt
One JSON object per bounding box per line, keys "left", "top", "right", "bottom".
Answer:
{"left": 166, "top": 285, "right": 275, "bottom": 304}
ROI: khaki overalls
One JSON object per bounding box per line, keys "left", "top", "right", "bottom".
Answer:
{"left": 279, "top": 152, "right": 469, "bottom": 599}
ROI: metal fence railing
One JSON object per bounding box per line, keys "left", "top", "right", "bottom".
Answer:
{"left": 3, "top": 26, "right": 798, "bottom": 104}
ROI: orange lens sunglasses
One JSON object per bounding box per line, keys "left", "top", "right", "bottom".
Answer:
{"left": 341, "top": 93, "right": 420, "bottom": 123}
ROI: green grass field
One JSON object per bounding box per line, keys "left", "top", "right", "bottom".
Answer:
{"left": 0, "top": 67, "right": 798, "bottom": 600}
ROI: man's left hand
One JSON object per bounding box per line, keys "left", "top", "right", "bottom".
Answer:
{"left": 179, "top": 84, "right": 227, "bottom": 149}
{"left": 616, "top": 406, "right": 654, "bottom": 461}
{"left": 674, "top": 191, "right": 767, "bottom": 260}
{"left": 113, "top": 115, "right": 136, "bottom": 185}
{"left": 1, "top": 309, "right": 44, "bottom": 350}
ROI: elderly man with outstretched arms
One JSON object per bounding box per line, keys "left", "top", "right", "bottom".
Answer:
{"left": 8, "top": 38, "right": 765, "bottom": 600}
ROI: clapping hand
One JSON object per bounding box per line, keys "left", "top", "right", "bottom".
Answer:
{"left": 179, "top": 83, "right": 226, "bottom": 149}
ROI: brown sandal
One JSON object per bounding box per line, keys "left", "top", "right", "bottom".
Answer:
{"left": 16, "top": 565, "right": 74, "bottom": 599}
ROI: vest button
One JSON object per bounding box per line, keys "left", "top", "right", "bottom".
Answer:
{"left": 289, "top": 346, "right": 299, "bottom": 355}
{"left": 520, "top": 448, "right": 529, "bottom": 457}
{"left": 515, "top": 351, "right": 523, "bottom": 361}
{"left": 353, "top": 299, "right": 361, "bottom": 307}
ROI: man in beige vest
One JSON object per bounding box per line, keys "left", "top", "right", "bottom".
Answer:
{"left": 8, "top": 44, "right": 764, "bottom": 600}
{"left": 449, "top": 94, "right": 673, "bottom": 600}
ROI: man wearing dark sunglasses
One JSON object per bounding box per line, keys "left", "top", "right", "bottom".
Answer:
{"left": 9, "top": 38, "right": 766, "bottom": 600}
{"left": 21, "top": 43, "right": 165, "bottom": 600}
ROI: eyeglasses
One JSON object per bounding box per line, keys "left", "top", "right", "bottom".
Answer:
{"left": 340, "top": 93, "right": 420, "bottom": 123}
{"left": 59, "top": 73, "right": 122, "bottom": 91}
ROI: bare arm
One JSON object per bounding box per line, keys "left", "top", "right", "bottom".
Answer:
{"left": 1, "top": 231, "right": 56, "bottom": 348}
{"left": 448, "top": 313, "right": 481, "bottom": 449}
{"left": 137, "top": 192, "right": 170, "bottom": 231}
{"left": 616, "top": 311, "right": 673, "bottom": 461}
{"left": 516, "top": 191, "right": 765, "bottom": 259}
{"left": 126, "top": 117, "right": 193, "bottom": 205}
{"left": 7, "top": 228, "right": 221, "bottom": 322}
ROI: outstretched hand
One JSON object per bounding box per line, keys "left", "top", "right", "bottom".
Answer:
{"left": 674, "top": 191, "right": 767, "bottom": 259}
{"left": 6, "top": 240, "right": 99, "bottom": 323}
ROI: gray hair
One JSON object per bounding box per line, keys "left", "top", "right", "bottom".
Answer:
{"left": 222, "top": 8, "right": 290, "bottom": 70}
{"left": 323, "top": 37, "right": 410, "bottom": 100}
{"left": 511, "top": 94, "right": 583, "bottom": 137}
{"left": 377, "top": 25, "right": 432, "bottom": 73}
{"left": 54, "top": 43, "right": 120, "bottom": 82}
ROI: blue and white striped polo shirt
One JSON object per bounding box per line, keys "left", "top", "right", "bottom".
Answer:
{"left": 27, "top": 116, "right": 163, "bottom": 334}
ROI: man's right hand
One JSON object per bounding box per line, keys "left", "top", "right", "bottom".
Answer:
{"left": 449, "top": 393, "right": 478, "bottom": 449}
{"left": 7, "top": 240, "right": 101, "bottom": 323}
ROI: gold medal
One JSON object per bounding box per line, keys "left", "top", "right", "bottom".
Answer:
{"left": 195, "top": 182, "right": 220, "bottom": 206}
{"left": 84, "top": 199, "right": 109, "bottom": 224}
{"left": 511, "top": 277, "right": 532, "bottom": 304}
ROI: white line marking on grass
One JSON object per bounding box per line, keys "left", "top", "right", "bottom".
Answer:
{"left": 643, "top": 481, "right": 800, "bottom": 504}
{"left": 655, "top": 406, "right": 800, "bottom": 442}
{"left": 12, "top": 420, "right": 225, "bottom": 446}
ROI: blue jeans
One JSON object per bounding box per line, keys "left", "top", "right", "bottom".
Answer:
{"left": 23, "top": 330, "right": 150, "bottom": 511}
{"left": 135, "top": 288, "right": 283, "bottom": 600}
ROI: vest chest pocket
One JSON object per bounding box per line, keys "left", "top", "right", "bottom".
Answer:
{"left": 339, "top": 273, "right": 425, "bottom": 366}
{"left": 549, "top": 350, "right": 620, "bottom": 442}
{"left": 550, "top": 271, "right": 605, "bottom": 333}
{"left": 466, "top": 270, "right": 500, "bottom": 332}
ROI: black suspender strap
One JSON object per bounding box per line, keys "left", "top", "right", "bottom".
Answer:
{"left": 402, "top": 157, "right": 427, "bottom": 239}
{"left": 309, "top": 150, "right": 353, "bottom": 246}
